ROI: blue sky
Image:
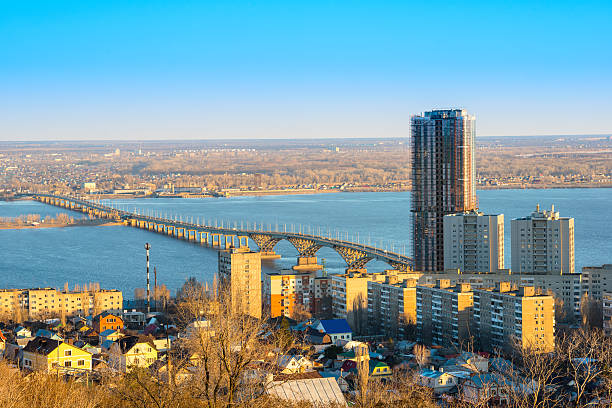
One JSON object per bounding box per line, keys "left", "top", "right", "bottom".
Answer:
{"left": 1, "top": 0, "right": 611, "bottom": 140}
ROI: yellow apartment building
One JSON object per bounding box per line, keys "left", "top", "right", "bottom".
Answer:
{"left": 367, "top": 274, "right": 418, "bottom": 339}
{"left": 0, "top": 288, "right": 123, "bottom": 319}
{"left": 474, "top": 283, "right": 555, "bottom": 353}
{"left": 218, "top": 247, "right": 262, "bottom": 318}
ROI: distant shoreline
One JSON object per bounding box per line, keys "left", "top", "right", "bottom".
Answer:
{"left": 0, "top": 220, "right": 122, "bottom": 230}
{"left": 2, "top": 183, "right": 612, "bottom": 202}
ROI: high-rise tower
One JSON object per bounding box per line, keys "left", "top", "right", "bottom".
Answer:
{"left": 411, "top": 109, "right": 477, "bottom": 272}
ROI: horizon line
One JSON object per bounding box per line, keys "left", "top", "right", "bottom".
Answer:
{"left": 1, "top": 133, "right": 611, "bottom": 144}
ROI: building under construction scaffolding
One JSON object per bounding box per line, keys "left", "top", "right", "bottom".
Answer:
{"left": 411, "top": 109, "right": 477, "bottom": 273}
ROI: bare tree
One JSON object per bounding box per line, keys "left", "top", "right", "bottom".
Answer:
{"left": 413, "top": 344, "right": 430, "bottom": 368}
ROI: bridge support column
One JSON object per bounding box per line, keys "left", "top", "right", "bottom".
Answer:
{"left": 292, "top": 256, "right": 323, "bottom": 271}
{"left": 199, "top": 232, "right": 209, "bottom": 245}
{"left": 211, "top": 234, "right": 220, "bottom": 248}
{"left": 237, "top": 236, "right": 249, "bottom": 249}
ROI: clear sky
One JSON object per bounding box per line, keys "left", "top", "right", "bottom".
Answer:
{"left": 1, "top": 0, "right": 611, "bottom": 140}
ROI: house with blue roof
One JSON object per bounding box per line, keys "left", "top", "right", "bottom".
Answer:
{"left": 417, "top": 368, "right": 459, "bottom": 394}
{"left": 312, "top": 319, "right": 352, "bottom": 343}
{"left": 34, "top": 329, "right": 63, "bottom": 341}
{"left": 14, "top": 326, "right": 31, "bottom": 338}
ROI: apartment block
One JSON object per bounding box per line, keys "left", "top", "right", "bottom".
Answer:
{"left": 444, "top": 211, "right": 504, "bottom": 273}
{"left": 0, "top": 288, "right": 123, "bottom": 319}
{"left": 581, "top": 264, "right": 612, "bottom": 301}
{"left": 332, "top": 269, "right": 420, "bottom": 331}
{"left": 419, "top": 271, "right": 581, "bottom": 319}
{"left": 474, "top": 283, "right": 555, "bottom": 353}
{"left": 603, "top": 292, "right": 612, "bottom": 336}
{"left": 416, "top": 280, "right": 474, "bottom": 346}
{"left": 511, "top": 205, "right": 575, "bottom": 274}
{"left": 218, "top": 247, "right": 262, "bottom": 319}
{"left": 263, "top": 270, "right": 331, "bottom": 318}
{"left": 367, "top": 273, "right": 418, "bottom": 339}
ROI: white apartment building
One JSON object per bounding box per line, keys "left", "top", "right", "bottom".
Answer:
{"left": 444, "top": 211, "right": 504, "bottom": 273}
{"left": 603, "top": 292, "right": 612, "bottom": 336}
{"left": 511, "top": 205, "right": 574, "bottom": 275}
{"left": 581, "top": 264, "right": 612, "bottom": 301}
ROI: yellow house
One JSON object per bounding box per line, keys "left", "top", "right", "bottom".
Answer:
{"left": 22, "top": 337, "right": 92, "bottom": 372}
{"left": 109, "top": 335, "right": 158, "bottom": 372}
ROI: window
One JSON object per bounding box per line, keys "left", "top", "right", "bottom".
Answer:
{"left": 65, "top": 361, "right": 72, "bottom": 367}
{"left": 65, "top": 350, "right": 72, "bottom": 356}
{"left": 78, "top": 360, "right": 85, "bottom": 366}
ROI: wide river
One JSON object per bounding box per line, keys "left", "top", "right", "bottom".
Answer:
{"left": 0, "top": 189, "right": 610, "bottom": 297}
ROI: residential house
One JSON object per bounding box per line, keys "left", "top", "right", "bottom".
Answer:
{"left": 312, "top": 319, "right": 352, "bottom": 343}
{"left": 277, "top": 355, "right": 314, "bottom": 374}
{"left": 99, "top": 329, "right": 123, "bottom": 344}
{"left": 417, "top": 368, "right": 459, "bottom": 394}
{"left": 93, "top": 311, "right": 123, "bottom": 333}
{"left": 109, "top": 336, "right": 158, "bottom": 372}
{"left": 461, "top": 373, "right": 511, "bottom": 405}
{"left": 34, "top": 329, "right": 62, "bottom": 341}
{"left": 368, "top": 360, "right": 392, "bottom": 378}
{"left": 22, "top": 337, "right": 92, "bottom": 372}
{"left": 14, "top": 326, "right": 31, "bottom": 338}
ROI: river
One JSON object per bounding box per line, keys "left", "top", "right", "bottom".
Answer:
{"left": 0, "top": 188, "right": 610, "bottom": 297}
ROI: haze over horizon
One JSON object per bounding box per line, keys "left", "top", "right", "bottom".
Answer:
{"left": 1, "top": 1, "right": 611, "bottom": 141}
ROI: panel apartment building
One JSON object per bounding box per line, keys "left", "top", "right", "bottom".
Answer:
{"left": 218, "top": 247, "right": 262, "bottom": 319}
{"left": 443, "top": 211, "right": 504, "bottom": 273}
{"left": 416, "top": 280, "right": 474, "bottom": 346}
{"left": 411, "top": 109, "right": 477, "bottom": 273}
{"left": 367, "top": 275, "right": 418, "bottom": 339}
{"left": 474, "top": 282, "right": 555, "bottom": 353}
{"left": 332, "top": 270, "right": 421, "bottom": 332}
{"left": 581, "top": 264, "right": 612, "bottom": 301}
{"left": 0, "top": 288, "right": 123, "bottom": 319}
{"left": 511, "top": 205, "right": 575, "bottom": 274}
{"left": 263, "top": 269, "right": 331, "bottom": 318}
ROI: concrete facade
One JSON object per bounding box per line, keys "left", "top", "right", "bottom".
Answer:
{"left": 511, "top": 205, "right": 575, "bottom": 275}
{"left": 444, "top": 211, "right": 504, "bottom": 273}
{"left": 603, "top": 292, "right": 612, "bottom": 336}
{"left": 416, "top": 280, "right": 474, "bottom": 347}
{"left": 367, "top": 274, "right": 417, "bottom": 339}
{"left": 0, "top": 288, "right": 123, "bottom": 319}
{"left": 474, "top": 283, "right": 555, "bottom": 353}
{"left": 263, "top": 270, "right": 331, "bottom": 318}
{"left": 332, "top": 270, "right": 419, "bottom": 331}
{"left": 581, "top": 264, "right": 612, "bottom": 301}
{"left": 419, "top": 271, "right": 581, "bottom": 319}
{"left": 218, "top": 247, "right": 262, "bottom": 319}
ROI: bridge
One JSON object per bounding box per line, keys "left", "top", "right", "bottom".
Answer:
{"left": 32, "top": 194, "right": 413, "bottom": 272}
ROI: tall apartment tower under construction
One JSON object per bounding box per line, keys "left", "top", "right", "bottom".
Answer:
{"left": 411, "top": 109, "right": 477, "bottom": 272}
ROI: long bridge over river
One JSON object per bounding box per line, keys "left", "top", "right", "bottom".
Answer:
{"left": 32, "top": 194, "right": 413, "bottom": 272}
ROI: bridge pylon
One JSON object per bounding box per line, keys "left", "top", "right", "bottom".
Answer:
{"left": 250, "top": 234, "right": 282, "bottom": 259}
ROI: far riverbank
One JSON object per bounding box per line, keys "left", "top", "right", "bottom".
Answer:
{"left": 0, "top": 219, "right": 122, "bottom": 230}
